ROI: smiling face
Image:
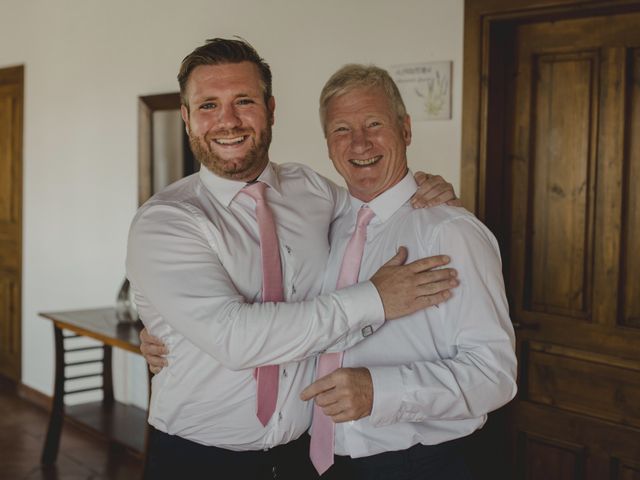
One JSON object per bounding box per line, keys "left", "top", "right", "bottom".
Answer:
{"left": 181, "top": 61, "right": 275, "bottom": 182}
{"left": 325, "top": 86, "right": 412, "bottom": 202}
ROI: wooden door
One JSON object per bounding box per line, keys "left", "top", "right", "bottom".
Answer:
{"left": 505, "top": 12, "right": 640, "bottom": 479}
{"left": 0, "top": 66, "right": 23, "bottom": 382}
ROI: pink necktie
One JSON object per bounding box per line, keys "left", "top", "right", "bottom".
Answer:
{"left": 242, "top": 182, "right": 283, "bottom": 426}
{"left": 310, "top": 206, "right": 375, "bottom": 475}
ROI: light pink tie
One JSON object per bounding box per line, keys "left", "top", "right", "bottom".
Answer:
{"left": 242, "top": 182, "right": 283, "bottom": 426}
{"left": 310, "top": 206, "right": 375, "bottom": 475}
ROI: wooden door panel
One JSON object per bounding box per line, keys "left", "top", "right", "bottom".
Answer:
{"left": 622, "top": 49, "right": 640, "bottom": 329}
{"left": 0, "top": 85, "right": 18, "bottom": 224}
{"left": 512, "top": 403, "right": 640, "bottom": 470}
{"left": 529, "top": 51, "right": 597, "bottom": 318}
{"left": 0, "top": 276, "right": 19, "bottom": 377}
{"left": 527, "top": 343, "right": 640, "bottom": 427}
{"left": 618, "top": 463, "right": 640, "bottom": 480}
{"left": 592, "top": 45, "right": 625, "bottom": 326}
{"left": 517, "top": 317, "right": 640, "bottom": 361}
{"left": 0, "top": 67, "right": 22, "bottom": 381}
{"left": 516, "top": 432, "right": 585, "bottom": 480}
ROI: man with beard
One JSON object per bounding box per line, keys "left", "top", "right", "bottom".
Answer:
{"left": 126, "top": 38, "right": 458, "bottom": 479}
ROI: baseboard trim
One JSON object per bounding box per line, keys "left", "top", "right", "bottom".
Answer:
{"left": 17, "top": 382, "right": 51, "bottom": 411}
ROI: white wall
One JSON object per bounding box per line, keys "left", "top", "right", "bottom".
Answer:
{"left": 0, "top": 0, "right": 463, "bottom": 407}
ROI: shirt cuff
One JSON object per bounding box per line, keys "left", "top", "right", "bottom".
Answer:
{"left": 328, "top": 281, "right": 385, "bottom": 352}
{"left": 368, "top": 365, "right": 404, "bottom": 427}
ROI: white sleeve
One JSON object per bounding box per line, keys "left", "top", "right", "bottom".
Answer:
{"left": 368, "top": 215, "right": 517, "bottom": 425}
{"left": 126, "top": 203, "right": 385, "bottom": 371}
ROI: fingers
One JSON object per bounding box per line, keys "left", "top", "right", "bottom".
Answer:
{"left": 416, "top": 289, "right": 454, "bottom": 309}
{"left": 423, "top": 186, "right": 457, "bottom": 208}
{"left": 413, "top": 171, "right": 431, "bottom": 185}
{"left": 140, "top": 327, "right": 151, "bottom": 343}
{"left": 415, "top": 269, "right": 458, "bottom": 288}
{"left": 139, "top": 328, "right": 169, "bottom": 375}
{"left": 320, "top": 400, "right": 358, "bottom": 424}
{"left": 410, "top": 268, "right": 458, "bottom": 307}
{"left": 311, "top": 390, "right": 349, "bottom": 423}
{"left": 140, "top": 341, "right": 169, "bottom": 358}
{"left": 371, "top": 254, "right": 457, "bottom": 319}
{"left": 302, "top": 368, "right": 373, "bottom": 423}
{"left": 330, "top": 411, "right": 363, "bottom": 423}
{"left": 300, "top": 376, "right": 335, "bottom": 401}
{"left": 140, "top": 328, "right": 164, "bottom": 346}
{"left": 381, "top": 246, "right": 408, "bottom": 267}
{"left": 411, "top": 173, "right": 458, "bottom": 208}
{"left": 416, "top": 276, "right": 458, "bottom": 297}
{"left": 145, "top": 356, "right": 168, "bottom": 375}
{"left": 144, "top": 352, "right": 168, "bottom": 368}
{"left": 406, "top": 254, "right": 451, "bottom": 272}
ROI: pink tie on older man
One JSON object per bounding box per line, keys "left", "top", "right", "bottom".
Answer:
{"left": 242, "top": 181, "right": 284, "bottom": 427}
{"left": 310, "top": 206, "right": 375, "bottom": 475}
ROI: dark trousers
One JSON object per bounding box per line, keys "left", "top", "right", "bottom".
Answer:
{"left": 321, "top": 438, "right": 474, "bottom": 480}
{"left": 145, "top": 427, "right": 319, "bottom": 480}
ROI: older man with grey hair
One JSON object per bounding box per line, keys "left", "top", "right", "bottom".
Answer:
{"left": 300, "top": 64, "right": 517, "bottom": 479}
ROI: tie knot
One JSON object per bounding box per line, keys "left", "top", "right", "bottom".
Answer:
{"left": 242, "top": 181, "right": 267, "bottom": 202}
{"left": 356, "top": 206, "right": 375, "bottom": 229}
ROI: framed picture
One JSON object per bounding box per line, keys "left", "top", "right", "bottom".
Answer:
{"left": 389, "top": 61, "right": 452, "bottom": 121}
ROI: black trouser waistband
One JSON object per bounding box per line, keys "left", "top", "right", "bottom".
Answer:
{"left": 326, "top": 437, "right": 472, "bottom": 480}
{"left": 145, "top": 427, "right": 318, "bottom": 480}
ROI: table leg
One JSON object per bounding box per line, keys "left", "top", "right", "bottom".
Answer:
{"left": 102, "top": 345, "right": 114, "bottom": 406}
{"left": 41, "top": 325, "right": 65, "bottom": 464}
{"left": 141, "top": 367, "right": 152, "bottom": 479}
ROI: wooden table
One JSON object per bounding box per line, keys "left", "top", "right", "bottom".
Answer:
{"left": 39, "top": 308, "right": 149, "bottom": 471}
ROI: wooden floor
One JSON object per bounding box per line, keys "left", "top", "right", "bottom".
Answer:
{"left": 0, "top": 378, "right": 143, "bottom": 480}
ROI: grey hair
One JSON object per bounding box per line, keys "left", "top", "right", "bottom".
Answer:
{"left": 319, "top": 64, "right": 407, "bottom": 135}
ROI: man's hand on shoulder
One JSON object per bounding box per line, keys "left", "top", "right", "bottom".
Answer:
{"left": 371, "top": 247, "right": 458, "bottom": 319}
{"left": 300, "top": 367, "right": 374, "bottom": 423}
{"left": 140, "top": 327, "right": 169, "bottom": 375}
{"left": 412, "top": 171, "right": 463, "bottom": 208}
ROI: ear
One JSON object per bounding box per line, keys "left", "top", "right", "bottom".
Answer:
{"left": 267, "top": 96, "right": 276, "bottom": 126}
{"left": 180, "top": 105, "right": 190, "bottom": 134}
{"left": 402, "top": 114, "right": 412, "bottom": 146}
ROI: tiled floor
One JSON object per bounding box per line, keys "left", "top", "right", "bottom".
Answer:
{"left": 0, "top": 378, "right": 143, "bottom": 479}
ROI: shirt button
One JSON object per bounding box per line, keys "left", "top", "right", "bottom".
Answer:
{"left": 282, "top": 369, "right": 288, "bottom": 378}
{"left": 292, "top": 285, "right": 296, "bottom": 295}
{"left": 278, "top": 412, "right": 283, "bottom": 422}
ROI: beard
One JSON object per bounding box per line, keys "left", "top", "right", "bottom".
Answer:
{"left": 188, "top": 124, "right": 272, "bottom": 181}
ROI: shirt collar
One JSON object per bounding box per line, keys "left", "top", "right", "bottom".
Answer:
{"left": 198, "top": 162, "right": 282, "bottom": 207}
{"left": 348, "top": 171, "right": 417, "bottom": 223}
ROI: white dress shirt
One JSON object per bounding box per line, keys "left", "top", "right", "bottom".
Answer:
{"left": 126, "top": 162, "right": 385, "bottom": 450}
{"left": 324, "top": 172, "right": 518, "bottom": 458}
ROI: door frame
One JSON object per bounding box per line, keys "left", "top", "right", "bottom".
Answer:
{"left": 461, "top": 0, "right": 640, "bottom": 228}
{"left": 0, "top": 64, "right": 24, "bottom": 382}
